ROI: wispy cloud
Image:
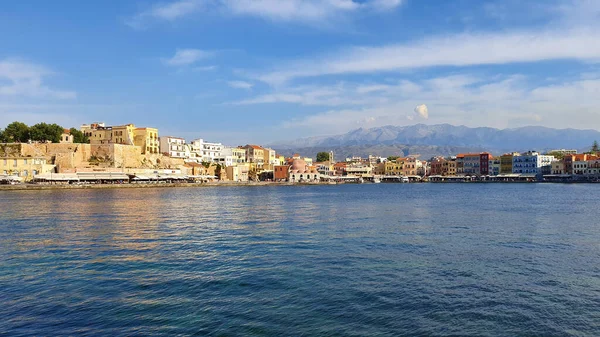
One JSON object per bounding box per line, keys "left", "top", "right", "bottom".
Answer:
{"left": 0, "top": 59, "right": 76, "bottom": 100}
{"left": 127, "top": 0, "right": 404, "bottom": 28}
{"left": 228, "top": 80, "right": 254, "bottom": 90}
{"left": 240, "top": 72, "right": 600, "bottom": 135}
{"left": 163, "top": 48, "right": 214, "bottom": 66}
{"left": 256, "top": 28, "right": 600, "bottom": 84}
{"left": 193, "top": 65, "right": 218, "bottom": 72}
{"left": 127, "top": 0, "right": 205, "bottom": 29}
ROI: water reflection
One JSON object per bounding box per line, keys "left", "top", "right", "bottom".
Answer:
{"left": 2, "top": 184, "right": 600, "bottom": 336}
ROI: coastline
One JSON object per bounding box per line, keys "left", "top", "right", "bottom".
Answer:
{"left": 0, "top": 181, "right": 319, "bottom": 191}
{"left": 0, "top": 180, "right": 596, "bottom": 191}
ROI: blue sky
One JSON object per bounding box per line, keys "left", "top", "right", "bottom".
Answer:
{"left": 1, "top": 0, "right": 600, "bottom": 144}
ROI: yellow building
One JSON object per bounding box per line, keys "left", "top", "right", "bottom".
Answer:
{"left": 262, "top": 148, "right": 277, "bottom": 170}
{"left": 0, "top": 156, "right": 56, "bottom": 181}
{"left": 134, "top": 127, "right": 159, "bottom": 154}
{"left": 232, "top": 147, "right": 247, "bottom": 164}
{"left": 384, "top": 161, "right": 403, "bottom": 175}
{"left": 89, "top": 124, "right": 136, "bottom": 146}
{"left": 243, "top": 145, "right": 265, "bottom": 169}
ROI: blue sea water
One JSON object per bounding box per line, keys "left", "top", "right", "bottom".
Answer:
{"left": 1, "top": 184, "right": 600, "bottom": 336}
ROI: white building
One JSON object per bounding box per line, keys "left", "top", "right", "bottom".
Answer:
{"left": 216, "top": 147, "right": 235, "bottom": 167}
{"left": 159, "top": 136, "right": 189, "bottom": 158}
{"left": 512, "top": 151, "right": 555, "bottom": 177}
{"left": 189, "top": 139, "right": 223, "bottom": 163}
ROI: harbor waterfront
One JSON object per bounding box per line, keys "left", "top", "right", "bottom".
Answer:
{"left": 2, "top": 184, "right": 600, "bottom": 336}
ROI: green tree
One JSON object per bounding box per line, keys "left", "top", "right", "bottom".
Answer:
{"left": 69, "top": 127, "right": 89, "bottom": 143}
{"left": 387, "top": 156, "right": 400, "bottom": 162}
{"left": 3, "top": 121, "right": 30, "bottom": 143}
{"left": 0, "top": 128, "right": 4, "bottom": 142}
{"left": 29, "top": 123, "right": 64, "bottom": 143}
{"left": 316, "top": 152, "right": 330, "bottom": 162}
{"left": 546, "top": 151, "right": 565, "bottom": 160}
{"left": 592, "top": 140, "right": 599, "bottom": 153}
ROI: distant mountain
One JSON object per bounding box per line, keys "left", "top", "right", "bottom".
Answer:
{"left": 272, "top": 124, "right": 600, "bottom": 159}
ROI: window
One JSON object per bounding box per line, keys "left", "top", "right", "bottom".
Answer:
{"left": 23, "top": 170, "right": 28, "bottom": 177}
{"left": 24, "top": 159, "right": 27, "bottom": 164}
{"left": 14, "top": 159, "right": 17, "bottom": 166}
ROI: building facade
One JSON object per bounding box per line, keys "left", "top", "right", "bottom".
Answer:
{"left": 159, "top": 136, "right": 188, "bottom": 158}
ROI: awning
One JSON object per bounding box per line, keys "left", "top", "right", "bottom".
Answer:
{"left": 33, "top": 173, "right": 79, "bottom": 181}
{"left": 77, "top": 173, "right": 129, "bottom": 180}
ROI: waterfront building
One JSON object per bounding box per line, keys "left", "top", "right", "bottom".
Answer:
{"left": 446, "top": 158, "right": 457, "bottom": 176}
{"left": 216, "top": 147, "right": 234, "bottom": 168}
{"left": 60, "top": 129, "right": 74, "bottom": 144}
{"left": 430, "top": 157, "right": 446, "bottom": 176}
{"left": 345, "top": 162, "right": 372, "bottom": 177}
{"left": 551, "top": 160, "right": 565, "bottom": 175}
{"left": 500, "top": 153, "right": 517, "bottom": 174}
{"left": 489, "top": 157, "right": 500, "bottom": 176}
{"left": 456, "top": 154, "right": 465, "bottom": 175}
{"left": 586, "top": 159, "right": 600, "bottom": 176}
{"left": 573, "top": 155, "right": 598, "bottom": 175}
{"left": 384, "top": 160, "right": 403, "bottom": 176}
{"left": 225, "top": 164, "right": 249, "bottom": 182}
{"left": 262, "top": 148, "right": 278, "bottom": 170}
{"left": 512, "top": 151, "right": 555, "bottom": 178}
{"left": 0, "top": 156, "right": 56, "bottom": 181}
{"left": 274, "top": 165, "right": 289, "bottom": 181}
{"left": 315, "top": 162, "right": 335, "bottom": 176}
{"left": 231, "top": 147, "right": 247, "bottom": 164}
{"left": 289, "top": 158, "right": 319, "bottom": 182}
{"left": 398, "top": 157, "right": 417, "bottom": 176}
{"left": 159, "top": 136, "right": 188, "bottom": 158}
{"left": 461, "top": 154, "right": 480, "bottom": 175}
{"left": 372, "top": 162, "right": 385, "bottom": 175}
{"left": 564, "top": 154, "right": 597, "bottom": 174}
{"left": 334, "top": 162, "right": 347, "bottom": 176}
{"left": 242, "top": 145, "right": 265, "bottom": 169}
{"left": 134, "top": 127, "right": 159, "bottom": 154}
{"left": 190, "top": 139, "right": 224, "bottom": 163}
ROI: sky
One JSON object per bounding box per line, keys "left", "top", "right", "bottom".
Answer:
{"left": 1, "top": 0, "right": 600, "bottom": 145}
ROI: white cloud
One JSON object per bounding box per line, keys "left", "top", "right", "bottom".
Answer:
{"left": 128, "top": 0, "right": 404, "bottom": 28}
{"left": 257, "top": 28, "right": 600, "bottom": 84}
{"left": 163, "top": 49, "right": 213, "bottom": 66}
{"left": 193, "top": 65, "right": 218, "bottom": 72}
{"left": 228, "top": 80, "right": 254, "bottom": 89}
{"left": 0, "top": 59, "right": 76, "bottom": 100}
{"left": 414, "top": 104, "right": 428, "bottom": 119}
{"left": 266, "top": 73, "right": 600, "bottom": 135}
{"left": 127, "top": 0, "right": 204, "bottom": 28}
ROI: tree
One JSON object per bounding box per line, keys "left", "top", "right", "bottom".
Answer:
{"left": 0, "top": 128, "right": 4, "bottom": 142}
{"left": 70, "top": 127, "right": 89, "bottom": 143}
{"left": 3, "top": 121, "right": 30, "bottom": 143}
{"left": 592, "top": 140, "right": 599, "bottom": 153}
{"left": 387, "top": 156, "right": 400, "bottom": 162}
{"left": 29, "top": 123, "right": 64, "bottom": 143}
{"left": 316, "top": 152, "right": 330, "bottom": 162}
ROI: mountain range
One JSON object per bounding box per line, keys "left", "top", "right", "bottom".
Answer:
{"left": 271, "top": 124, "right": 600, "bottom": 159}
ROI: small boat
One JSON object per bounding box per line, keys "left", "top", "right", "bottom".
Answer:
{"left": 373, "top": 178, "right": 381, "bottom": 183}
